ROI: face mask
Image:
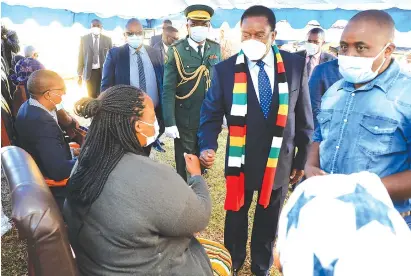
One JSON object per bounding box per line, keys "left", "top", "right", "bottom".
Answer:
{"left": 127, "top": 35, "right": 144, "bottom": 49}
{"left": 190, "top": 26, "right": 209, "bottom": 43}
{"left": 91, "top": 27, "right": 101, "bottom": 35}
{"left": 48, "top": 92, "right": 65, "bottom": 110}
{"left": 338, "top": 43, "right": 390, "bottom": 84}
{"left": 241, "top": 39, "right": 270, "bottom": 61}
{"left": 305, "top": 42, "right": 319, "bottom": 56}
{"left": 138, "top": 118, "right": 159, "bottom": 147}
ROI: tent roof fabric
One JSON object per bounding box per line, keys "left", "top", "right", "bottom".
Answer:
{"left": 3, "top": 0, "right": 411, "bottom": 19}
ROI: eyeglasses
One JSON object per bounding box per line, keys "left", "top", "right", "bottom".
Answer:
{"left": 125, "top": 31, "right": 144, "bottom": 37}
{"left": 40, "top": 88, "right": 66, "bottom": 95}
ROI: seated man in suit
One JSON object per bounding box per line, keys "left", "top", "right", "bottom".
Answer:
{"left": 150, "top": 19, "right": 172, "bottom": 47}
{"left": 154, "top": 26, "right": 179, "bottom": 62}
{"left": 295, "top": 28, "right": 336, "bottom": 79}
{"left": 101, "top": 18, "right": 165, "bottom": 154}
{"left": 15, "top": 69, "right": 77, "bottom": 211}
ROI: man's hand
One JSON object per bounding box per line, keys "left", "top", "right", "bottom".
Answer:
{"left": 200, "top": 149, "right": 216, "bottom": 169}
{"left": 72, "top": 148, "right": 81, "bottom": 157}
{"left": 304, "top": 165, "right": 327, "bottom": 179}
{"left": 185, "top": 153, "right": 201, "bottom": 176}
{"left": 77, "top": 75, "right": 83, "bottom": 86}
{"left": 289, "top": 169, "right": 305, "bottom": 186}
{"left": 165, "top": 126, "right": 180, "bottom": 139}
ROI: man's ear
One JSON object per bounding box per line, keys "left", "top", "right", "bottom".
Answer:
{"left": 272, "top": 30, "right": 277, "bottom": 42}
{"left": 134, "top": 121, "right": 142, "bottom": 134}
{"left": 386, "top": 43, "right": 396, "bottom": 57}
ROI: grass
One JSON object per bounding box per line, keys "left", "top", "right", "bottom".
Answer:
{"left": 1, "top": 80, "right": 281, "bottom": 275}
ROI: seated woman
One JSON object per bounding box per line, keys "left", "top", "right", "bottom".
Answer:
{"left": 64, "top": 85, "right": 217, "bottom": 275}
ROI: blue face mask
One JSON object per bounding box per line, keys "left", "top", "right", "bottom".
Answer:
{"left": 127, "top": 35, "right": 144, "bottom": 49}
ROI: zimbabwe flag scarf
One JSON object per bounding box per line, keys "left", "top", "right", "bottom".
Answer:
{"left": 225, "top": 45, "right": 289, "bottom": 211}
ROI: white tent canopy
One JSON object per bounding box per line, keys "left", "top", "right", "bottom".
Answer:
{"left": 4, "top": 0, "right": 411, "bottom": 18}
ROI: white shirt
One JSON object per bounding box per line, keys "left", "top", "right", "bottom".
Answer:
{"left": 163, "top": 42, "right": 169, "bottom": 54}
{"left": 92, "top": 34, "right": 100, "bottom": 69}
{"left": 247, "top": 48, "right": 275, "bottom": 103}
{"left": 188, "top": 38, "right": 205, "bottom": 56}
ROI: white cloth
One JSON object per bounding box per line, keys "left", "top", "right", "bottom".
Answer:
{"left": 92, "top": 33, "right": 100, "bottom": 69}
{"left": 247, "top": 48, "right": 275, "bottom": 103}
{"left": 165, "top": 126, "right": 180, "bottom": 139}
{"left": 188, "top": 38, "right": 205, "bottom": 56}
{"left": 277, "top": 172, "right": 411, "bottom": 276}
{"left": 1, "top": 202, "right": 12, "bottom": 237}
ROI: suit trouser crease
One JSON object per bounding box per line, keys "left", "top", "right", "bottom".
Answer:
{"left": 224, "top": 188, "right": 284, "bottom": 275}
{"left": 86, "top": 68, "right": 102, "bottom": 98}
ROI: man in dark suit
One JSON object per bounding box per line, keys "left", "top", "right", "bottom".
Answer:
{"left": 15, "top": 70, "right": 77, "bottom": 211}
{"left": 309, "top": 59, "right": 342, "bottom": 129}
{"left": 1, "top": 24, "right": 20, "bottom": 74}
{"left": 101, "top": 18, "right": 164, "bottom": 153}
{"left": 78, "top": 19, "right": 113, "bottom": 98}
{"left": 198, "top": 6, "right": 313, "bottom": 276}
{"left": 153, "top": 26, "right": 179, "bottom": 62}
{"left": 295, "top": 28, "right": 335, "bottom": 79}
{"left": 150, "top": 19, "right": 172, "bottom": 47}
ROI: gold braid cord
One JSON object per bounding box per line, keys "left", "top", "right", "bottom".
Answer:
{"left": 173, "top": 46, "right": 211, "bottom": 100}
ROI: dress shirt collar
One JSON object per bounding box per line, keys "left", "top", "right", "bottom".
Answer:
{"left": 188, "top": 37, "right": 205, "bottom": 52}
{"left": 29, "top": 98, "right": 57, "bottom": 122}
{"left": 129, "top": 45, "right": 147, "bottom": 56}
{"left": 163, "top": 42, "right": 169, "bottom": 53}
{"left": 247, "top": 47, "right": 275, "bottom": 69}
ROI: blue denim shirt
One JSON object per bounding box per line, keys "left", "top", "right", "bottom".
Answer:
{"left": 313, "top": 60, "right": 411, "bottom": 212}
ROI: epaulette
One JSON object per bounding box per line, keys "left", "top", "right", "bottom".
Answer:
{"left": 206, "top": 38, "right": 220, "bottom": 45}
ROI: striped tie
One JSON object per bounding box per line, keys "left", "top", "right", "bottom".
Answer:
{"left": 136, "top": 51, "right": 146, "bottom": 92}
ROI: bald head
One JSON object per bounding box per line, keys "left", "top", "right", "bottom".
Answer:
{"left": 348, "top": 10, "right": 395, "bottom": 40}
{"left": 27, "top": 70, "right": 64, "bottom": 96}
{"left": 126, "top": 18, "right": 142, "bottom": 30}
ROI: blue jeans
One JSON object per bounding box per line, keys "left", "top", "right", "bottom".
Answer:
{"left": 404, "top": 216, "right": 411, "bottom": 230}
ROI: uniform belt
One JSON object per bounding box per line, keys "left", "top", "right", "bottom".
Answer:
{"left": 400, "top": 211, "right": 411, "bottom": 218}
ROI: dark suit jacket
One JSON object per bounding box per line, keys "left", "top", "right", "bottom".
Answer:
{"left": 295, "top": 50, "right": 336, "bottom": 64}
{"left": 150, "top": 35, "right": 162, "bottom": 47}
{"left": 101, "top": 44, "right": 165, "bottom": 131}
{"left": 198, "top": 51, "right": 313, "bottom": 191}
{"left": 78, "top": 34, "right": 113, "bottom": 80}
{"left": 153, "top": 41, "right": 166, "bottom": 62}
{"left": 308, "top": 59, "right": 342, "bottom": 129}
{"left": 15, "top": 101, "right": 74, "bottom": 181}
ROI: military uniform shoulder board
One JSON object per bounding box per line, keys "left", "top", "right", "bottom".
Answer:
{"left": 206, "top": 38, "right": 220, "bottom": 46}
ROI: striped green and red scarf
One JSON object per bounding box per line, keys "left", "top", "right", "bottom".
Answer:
{"left": 225, "top": 45, "right": 289, "bottom": 211}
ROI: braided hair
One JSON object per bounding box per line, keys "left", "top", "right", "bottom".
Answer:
{"left": 68, "top": 85, "right": 145, "bottom": 206}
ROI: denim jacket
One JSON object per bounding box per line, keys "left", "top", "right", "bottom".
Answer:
{"left": 313, "top": 60, "right": 411, "bottom": 212}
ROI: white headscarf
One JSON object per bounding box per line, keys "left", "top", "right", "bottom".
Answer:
{"left": 277, "top": 172, "right": 411, "bottom": 276}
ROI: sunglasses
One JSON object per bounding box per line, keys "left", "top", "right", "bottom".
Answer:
{"left": 40, "top": 88, "right": 66, "bottom": 95}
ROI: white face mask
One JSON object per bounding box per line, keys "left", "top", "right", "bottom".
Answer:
{"left": 48, "top": 92, "right": 66, "bottom": 111}
{"left": 91, "top": 27, "right": 101, "bottom": 35}
{"left": 338, "top": 43, "right": 390, "bottom": 84}
{"left": 190, "top": 26, "right": 209, "bottom": 43}
{"left": 241, "top": 39, "right": 270, "bottom": 61}
{"left": 305, "top": 42, "right": 320, "bottom": 56}
{"left": 127, "top": 35, "right": 144, "bottom": 49}
{"left": 139, "top": 118, "right": 160, "bottom": 147}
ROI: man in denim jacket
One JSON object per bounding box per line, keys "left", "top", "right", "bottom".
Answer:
{"left": 305, "top": 10, "right": 411, "bottom": 228}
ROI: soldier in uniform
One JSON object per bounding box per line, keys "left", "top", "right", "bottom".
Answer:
{"left": 162, "top": 4, "right": 222, "bottom": 182}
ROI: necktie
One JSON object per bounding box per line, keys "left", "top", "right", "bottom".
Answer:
{"left": 307, "top": 55, "right": 313, "bottom": 79}
{"left": 256, "top": 60, "right": 272, "bottom": 119}
{"left": 197, "top": 45, "right": 203, "bottom": 58}
{"left": 93, "top": 35, "right": 99, "bottom": 64}
{"left": 136, "top": 51, "right": 146, "bottom": 92}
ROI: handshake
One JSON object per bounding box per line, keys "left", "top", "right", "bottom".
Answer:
{"left": 166, "top": 126, "right": 216, "bottom": 169}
